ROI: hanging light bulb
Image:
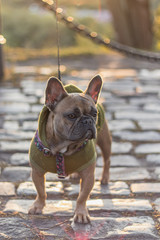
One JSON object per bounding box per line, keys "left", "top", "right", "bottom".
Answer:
{"left": 0, "top": 35, "right": 6, "bottom": 44}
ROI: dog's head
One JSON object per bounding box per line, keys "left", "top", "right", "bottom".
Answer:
{"left": 45, "top": 75, "right": 102, "bottom": 142}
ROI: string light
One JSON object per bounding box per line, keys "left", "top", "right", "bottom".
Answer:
{"left": 104, "top": 38, "right": 110, "bottom": 44}
{"left": 42, "top": 0, "right": 54, "bottom": 5}
{"left": 0, "top": 35, "right": 6, "bottom": 44}
{"left": 77, "top": 24, "right": 85, "bottom": 30}
{"left": 67, "top": 16, "right": 74, "bottom": 22}
{"left": 90, "top": 32, "right": 97, "bottom": 38}
{"left": 56, "top": 8, "right": 63, "bottom": 14}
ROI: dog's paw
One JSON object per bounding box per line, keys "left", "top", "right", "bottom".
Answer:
{"left": 28, "top": 200, "right": 45, "bottom": 215}
{"left": 101, "top": 175, "right": 109, "bottom": 185}
{"left": 73, "top": 207, "right": 90, "bottom": 224}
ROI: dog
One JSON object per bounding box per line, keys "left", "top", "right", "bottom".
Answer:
{"left": 28, "top": 75, "right": 111, "bottom": 223}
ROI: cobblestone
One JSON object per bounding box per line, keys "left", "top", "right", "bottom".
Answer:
{"left": 72, "top": 216, "right": 158, "bottom": 240}
{"left": 131, "top": 183, "right": 160, "bottom": 193}
{"left": 115, "top": 110, "right": 160, "bottom": 120}
{"left": 65, "top": 181, "right": 130, "bottom": 196}
{"left": 0, "top": 182, "right": 15, "bottom": 196}
{"left": 113, "top": 131, "right": 160, "bottom": 142}
{"left": 108, "top": 120, "right": 136, "bottom": 131}
{"left": 10, "top": 153, "right": 29, "bottom": 166}
{"left": 17, "top": 181, "right": 64, "bottom": 196}
{"left": 112, "top": 142, "right": 132, "bottom": 153}
{"left": 0, "top": 141, "right": 30, "bottom": 152}
{"left": 4, "top": 198, "right": 152, "bottom": 214}
{"left": 97, "top": 154, "right": 140, "bottom": 167}
{"left": 1, "top": 66, "right": 160, "bottom": 238}
{"left": 146, "top": 154, "right": 160, "bottom": 165}
{"left": 138, "top": 120, "right": 160, "bottom": 130}
{"left": 135, "top": 143, "right": 160, "bottom": 154}
{"left": 1, "top": 166, "right": 31, "bottom": 182}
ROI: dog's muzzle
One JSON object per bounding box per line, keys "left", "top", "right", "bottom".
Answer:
{"left": 70, "top": 116, "right": 96, "bottom": 141}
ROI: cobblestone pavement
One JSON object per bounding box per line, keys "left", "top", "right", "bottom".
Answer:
{"left": 1, "top": 66, "right": 160, "bottom": 239}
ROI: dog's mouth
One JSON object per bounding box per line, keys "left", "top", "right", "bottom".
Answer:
{"left": 85, "top": 129, "right": 95, "bottom": 140}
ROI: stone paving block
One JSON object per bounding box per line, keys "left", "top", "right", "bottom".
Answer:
{"left": 0, "top": 103, "right": 30, "bottom": 114}
{"left": 10, "top": 153, "right": 29, "bottom": 166}
{"left": 5, "top": 113, "right": 38, "bottom": 121}
{"left": 0, "top": 141, "right": 30, "bottom": 152}
{"left": 129, "top": 97, "right": 160, "bottom": 105}
{"left": 155, "top": 168, "right": 160, "bottom": 179}
{"left": 17, "top": 181, "right": 64, "bottom": 196}
{"left": 106, "top": 104, "right": 138, "bottom": 112}
{"left": 138, "top": 121, "right": 160, "bottom": 130}
{"left": 4, "top": 198, "right": 152, "bottom": 215}
{"left": 103, "top": 97, "right": 127, "bottom": 105}
{"left": 108, "top": 120, "right": 136, "bottom": 131}
{"left": 115, "top": 110, "right": 160, "bottom": 120}
{"left": 104, "top": 112, "right": 113, "bottom": 121}
{"left": 0, "top": 130, "right": 33, "bottom": 141}
{"left": 131, "top": 183, "right": 160, "bottom": 193}
{"left": 92, "top": 181, "right": 130, "bottom": 196}
{"left": 0, "top": 92, "right": 37, "bottom": 103}
{"left": 112, "top": 142, "right": 132, "bottom": 153}
{"left": 31, "top": 104, "right": 43, "bottom": 113}
{"left": 3, "top": 121, "right": 19, "bottom": 130}
{"left": 146, "top": 154, "right": 160, "bottom": 165}
{"left": 22, "top": 121, "right": 38, "bottom": 131}
{"left": 95, "top": 167, "right": 151, "bottom": 181}
{"left": 72, "top": 216, "right": 159, "bottom": 240}
{"left": 97, "top": 155, "right": 140, "bottom": 167}
{"left": 27, "top": 172, "right": 66, "bottom": 182}
{"left": 139, "top": 69, "right": 160, "bottom": 79}
{"left": 144, "top": 103, "right": 160, "bottom": 112}
{"left": 0, "top": 217, "right": 35, "bottom": 239}
{"left": 23, "top": 87, "right": 44, "bottom": 97}
{"left": 140, "top": 85, "right": 160, "bottom": 94}
{"left": 113, "top": 131, "right": 160, "bottom": 142}
{"left": 1, "top": 166, "right": 31, "bottom": 182}
{"left": 0, "top": 88, "right": 20, "bottom": 94}
{"left": 65, "top": 181, "right": 130, "bottom": 196}
{"left": 154, "top": 198, "right": 160, "bottom": 212}
{"left": 135, "top": 144, "right": 160, "bottom": 154}
{"left": 0, "top": 182, "right": 15, "bottom": 196}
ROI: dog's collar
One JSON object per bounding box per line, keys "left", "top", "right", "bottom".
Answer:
{"left": 34, "top": 130, "right": 88, "bottom": 179}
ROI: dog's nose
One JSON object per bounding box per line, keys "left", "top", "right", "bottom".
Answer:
{"left": 82, "top": 118, "right": 92, "bottom": 125}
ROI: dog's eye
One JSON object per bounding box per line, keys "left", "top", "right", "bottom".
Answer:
{"left": 68, "top": 113, "right": 76, "bottom": 119}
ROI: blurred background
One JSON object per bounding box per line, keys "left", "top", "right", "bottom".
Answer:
{"left": 1, "top": 0, "right": 160, "bottom": 81}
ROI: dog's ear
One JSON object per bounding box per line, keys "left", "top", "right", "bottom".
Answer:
{"left": 45, "top": 77, "right": 68, "bottom": 111}
{"left": 85, "top": 75, "right": 102, "bottom": 104}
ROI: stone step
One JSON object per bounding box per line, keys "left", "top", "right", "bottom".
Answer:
{"left": 131, "top": 183, "right": 160, "bottom": 194}
{"left": 4, "top": 198, "right": 152, "bottom": 215}
{"left": 0, "top": 216, "right": 158, "bottom": 240}
{"left": 16, "top": 181, "right": 130, "bottom": 197}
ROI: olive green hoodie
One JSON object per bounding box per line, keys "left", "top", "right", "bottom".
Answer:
{"left": 29, "top": 84, "right": 105, "bottom": 175}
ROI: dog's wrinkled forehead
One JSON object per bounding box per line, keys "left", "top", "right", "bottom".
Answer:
{"left": 55, "top": 93, "right": 95, "bottom": 114}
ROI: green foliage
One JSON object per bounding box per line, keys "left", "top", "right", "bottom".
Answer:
{"left": 2, "top": 4, "right": 76, "bottom": 48}
{"left": 2, "top": 0, "right": 114, "bottom": 50}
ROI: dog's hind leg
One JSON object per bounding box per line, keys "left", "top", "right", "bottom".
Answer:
{"left": 96, "top": 120, "right": 112, "bottom": 184}
{"left": 28, "top": 166, "right": 47, "bottom": 214}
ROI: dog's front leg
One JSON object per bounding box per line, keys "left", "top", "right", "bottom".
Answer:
{"left": 28, "top": 166, "right": 47, "bottom": 214}
{"left": 73, "top": 162, "right": 96, "bottom": 223}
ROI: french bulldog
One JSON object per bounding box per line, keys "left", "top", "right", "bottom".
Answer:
{"left": 28, "top": 75, "right": 111, "bottom": 223}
